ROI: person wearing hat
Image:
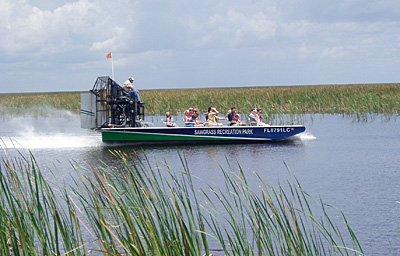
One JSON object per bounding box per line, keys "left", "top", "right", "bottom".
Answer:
{"left": 188, "top": 108, "right": 194, "bottom": 117}
{"left": 122, "top": 77, "right": 141, "bottom": 102}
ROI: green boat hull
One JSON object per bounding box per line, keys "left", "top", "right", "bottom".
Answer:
{"left": 101, "top": 125, "right": 306, "bottom": 145}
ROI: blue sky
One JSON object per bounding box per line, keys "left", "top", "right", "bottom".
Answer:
{"left": 1, "top": 0, "right": 399, "bottom": 93}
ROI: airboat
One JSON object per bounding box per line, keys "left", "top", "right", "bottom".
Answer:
{"left": 81, "top": 77, "right": 305, "bottom": 145}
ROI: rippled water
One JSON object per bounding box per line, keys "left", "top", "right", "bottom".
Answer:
{"left": 0, "top": 113, "right": 399, "bottom": 255}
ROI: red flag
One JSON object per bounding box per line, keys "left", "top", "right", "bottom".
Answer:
{"left": 106, "top": 52, "right": 112, "bottom": 59}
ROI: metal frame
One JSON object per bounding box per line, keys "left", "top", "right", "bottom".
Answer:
{"left": 90, "top": 76, "right": 145, "bottom": 128}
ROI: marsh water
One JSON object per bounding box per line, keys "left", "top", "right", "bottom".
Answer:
{"left": 1, "top": 113, "right": 399, "bottom": 255}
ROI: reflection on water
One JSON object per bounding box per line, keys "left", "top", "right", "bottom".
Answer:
{"left": 1, "top": 114, "right": 400, "bottom": 255}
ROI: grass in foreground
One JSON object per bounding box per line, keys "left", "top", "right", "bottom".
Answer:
{"left": 0, "top": 83, "right": 399, "bottom": 118}
{"left": 0, "top": 150, "right": 364, "bottom": 255}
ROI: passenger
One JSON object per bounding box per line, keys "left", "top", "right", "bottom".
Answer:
{"left": 193, "top": 108, "right": 200, "bottom": 117}
{"left": 165, "top": 112, "right": 176, "bottom": 127}
{"left": 257, "top": 108, "right": 263, "bottom": 123}
{"left": 235, "top": 113, "right": 247, "bottom": 126}
{"left": 188, "top": 108, "right": 194, "bottom": 117}
{"left": 207, "top": 107, "right": 226, "bottom": 126}
{"left": 184, "top": 110, "right": 194, "bottom": 127}
{"left": 256, "top": 108, "right": 269, "bottom": 126}
{"left": 205, "top": 107, "right": 212, "bottom": 122}
{"left": 227, "top": 107, "right": 235, "bottom": 125}
{"left": 192, "top": 113, "right": 204, "bottom": 127}
{"left": 227, "top": 107, "right": 246, "bottom": 126}
{"left": 225, "top": 109, "right": 231, "bottom": 118}
{"left": 122, "top": 77, "right": 141, "bottom": 102}
{"left": 249, "top": 108, "right": 258, "bottom": 126}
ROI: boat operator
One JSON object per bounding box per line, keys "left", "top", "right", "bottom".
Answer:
{"left": 122, "top": 77, "right": 141, "bottom": 102}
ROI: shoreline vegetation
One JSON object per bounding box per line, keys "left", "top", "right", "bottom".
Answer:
{"left": 0, "top": 150, "right": 364, "bottom": 255}
{"left": 0, "top": 83, "right": 399, "bottom": 118}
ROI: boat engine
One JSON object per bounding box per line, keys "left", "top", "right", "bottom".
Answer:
{"left": 80, "top": 76, "right": 145, "bottom": 129}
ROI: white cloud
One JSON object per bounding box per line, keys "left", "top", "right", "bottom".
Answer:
{"left": 186, "top": 6, "right": 278, "bottom": 48}
{"left": 113, "top": 50, "right": 173, "bottom": 69}
{"left": 90, "top": 26, "right": 129, "bottom": 52}
{"left": 1, "top": 0, "right": 400, "bottom": 93}
{"left": 1, "top": 0, "right": 135, "bottom": 55}
{"left": 220, "top": 8, "right": 278, "bottom": 45}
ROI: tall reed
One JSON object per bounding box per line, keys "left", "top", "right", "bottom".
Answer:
{"left": 1, "top": 83, "right": 399, "bottom": 119}
{"left": 0, "top": 92, "right": 80, "bottom": 117}
{"left": 0, "top": 150, "right": 365, "bottom": 255}
{"left": 141, "top": 83, "right": 400, "bottom": 117}
{"left": 0, "top": 152, "right": 85, "bottom": 255}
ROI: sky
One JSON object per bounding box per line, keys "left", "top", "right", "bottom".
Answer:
{"left": 1, "top": 0, "right": 400, "bottom": 93}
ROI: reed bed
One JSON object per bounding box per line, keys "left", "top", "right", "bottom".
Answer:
{"left": 1, "top": 83, "right": 399, "bottom": 119}
{"left": 142, "top": 83, "right": 400, "bottom": 117}
{"left": 0, "top": 92, "right": 80, "bottom": 117}
{"left": 0, "top": 150, "right": 364, "bottom": 255}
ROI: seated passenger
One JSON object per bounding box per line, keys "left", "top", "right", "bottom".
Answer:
{"left": 165, "top": 112, "right": 176, "bottom": 127}
{"left": 188, "top": 107, "right": 194, "bottom": 117}
{"left": 192, "top": 113, "right": 204, "bottom": 127}
{"left": 193, "top": 108, "right": 200, "bottom": 117}
{"left": 227, "top": 107, "right": 246, "bottom": 126}
{"left": 207, "top": 107, "right": 226, "bottom": 126}
{"left": 249, "top": 108, "right": 258, "bottom": 126}
{"left": 184, "top": 110, "right": 194, "bottom": 127}
{"left": 257, "top": 108, "right": 263, "bottom": 123}
{"left": 205, "top": 107, "right": 212, "bottom": 122}
{"left": 255, "top": 108, "right": 269, "bottom": 126}
{"left": 225, "top": 109, "right": 231, "bottom": 119}
{"left": 235, "top": 114, "right": 246, "bottom": 126}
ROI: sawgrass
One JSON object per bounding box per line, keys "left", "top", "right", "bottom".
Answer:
{"left": 1, "top": 83, "right": 399, "bottom": 119}
{"left": 0, "top": 150, "right": 365, "bottom": 255}
{"left": 142, "top": 83, "right": 400, "bottom": 118}
{"left": 0, "top": 92, "right": 80, "bottom": 117}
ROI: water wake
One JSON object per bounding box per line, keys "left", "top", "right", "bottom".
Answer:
{"left": 1, "top": 133, "right": 102, "bottom": 149}
{"left": 0, "top": 115, "right": 103, "bottom": 149}
{"left": 298, "top": 132, "right": 316, "bottom": 141}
